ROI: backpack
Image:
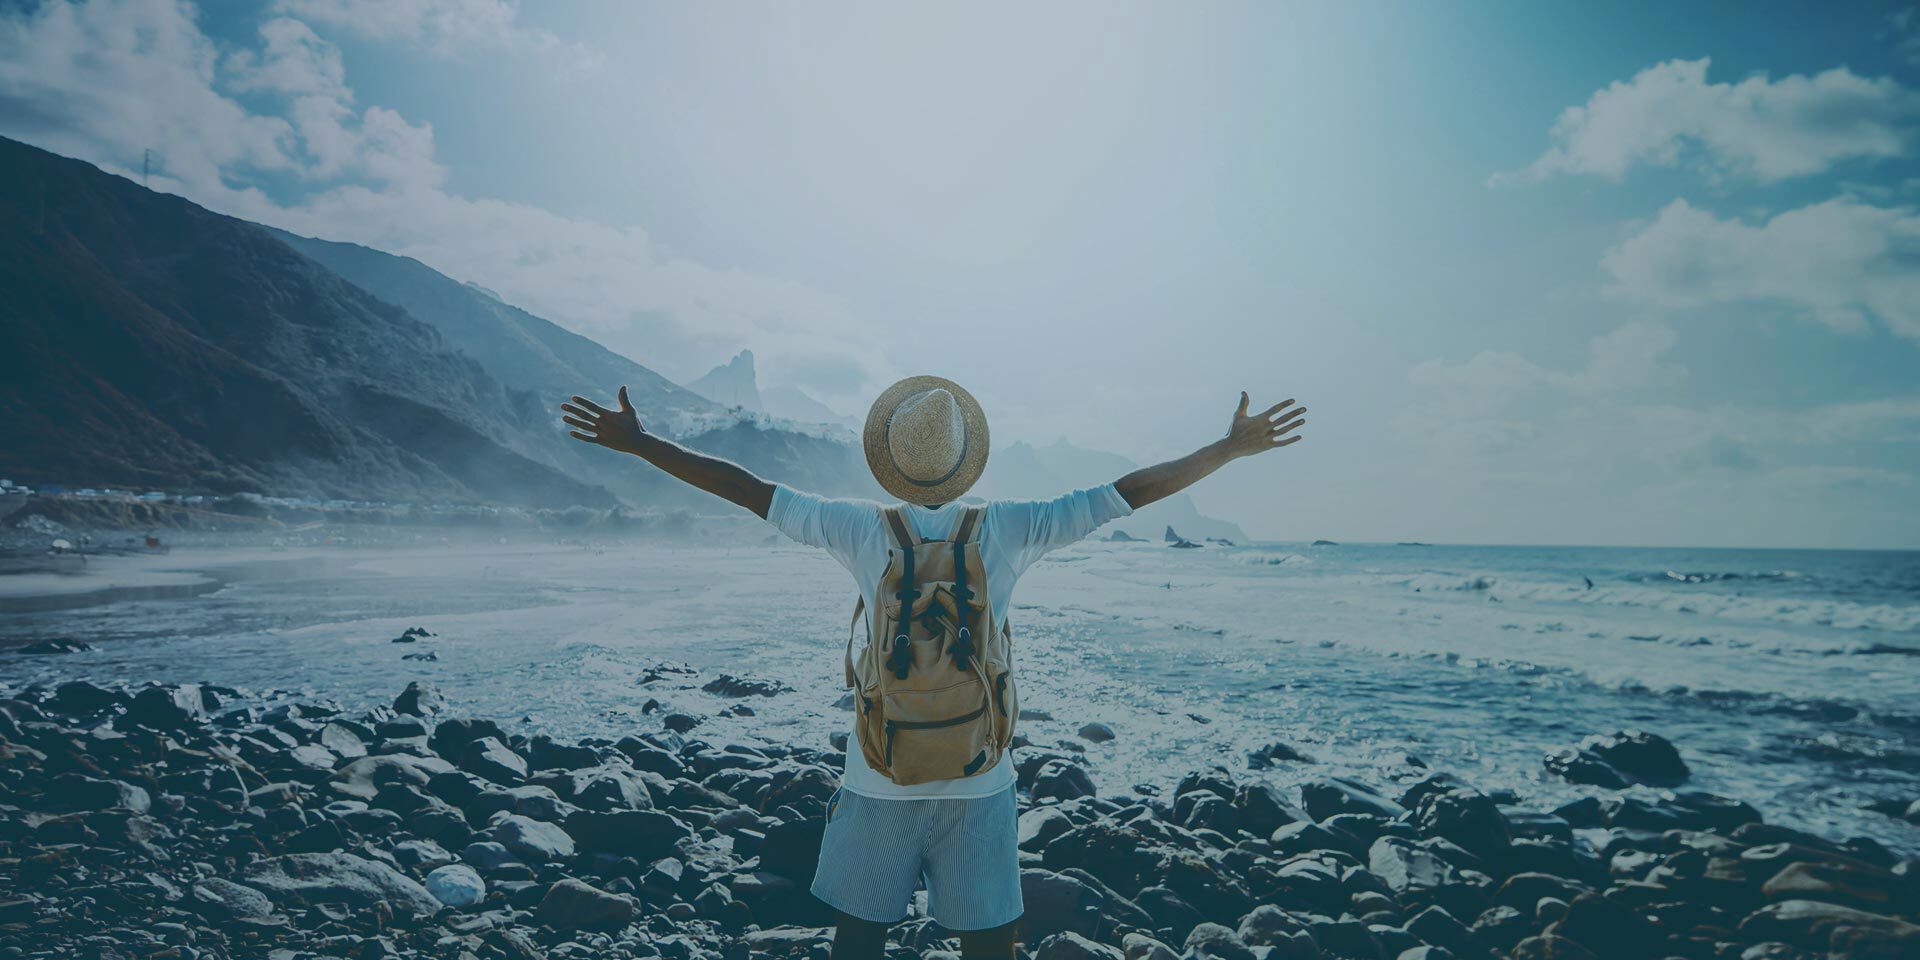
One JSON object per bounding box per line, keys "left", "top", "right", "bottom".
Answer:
{"left": 843, "top": 503, "right": 1019, "bottom": 785}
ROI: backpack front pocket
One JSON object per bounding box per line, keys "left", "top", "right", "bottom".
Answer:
{"left": 880, "top": 683, "right": 995, "bottom": 785}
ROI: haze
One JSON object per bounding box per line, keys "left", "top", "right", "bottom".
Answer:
{"left": 4, "top": 0, "right": 1918, "bottom": 547}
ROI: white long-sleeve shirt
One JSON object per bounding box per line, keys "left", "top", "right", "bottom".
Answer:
{"left": 765, "top": 482, "right": 1134, "bottom": 799}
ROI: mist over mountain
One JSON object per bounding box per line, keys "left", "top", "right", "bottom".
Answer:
{"left": 684, "top": 349, "right": 763, "bottom": 412}
{"left": 0, "top": 137, "right": 872, "bottom": 510}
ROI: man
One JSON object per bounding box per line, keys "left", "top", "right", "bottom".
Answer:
{"left": 561, "top": 376, "right": 1305, "bottom": 959}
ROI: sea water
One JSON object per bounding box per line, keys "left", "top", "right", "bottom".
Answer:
{"left": 3, "top": 537, "right": 1916, "bottom": 855}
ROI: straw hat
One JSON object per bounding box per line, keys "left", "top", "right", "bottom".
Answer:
{"left": 863, "top": 375, "right": 990, "bottom": 505}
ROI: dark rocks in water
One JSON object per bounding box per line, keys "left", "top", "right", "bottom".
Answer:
{"left": 1301, "top": 776, "right": 1407, "bottom": 821}
{"left": 1164, "top": 525, "right": 1184, "bottom": 542}
{"left": 1203, "top": 537, "right": 1235, "bottom": 546}
{"left": 49, "top": 678, "right": 125, "bottom": 715}
{"left": 1077, "top": 721, "right": 1116, "bottom": 743}
{"left": 536, "top": 877, "right": 637, "bottom": 931}
{"left": 1108, "top": 529, "right": 1144, "bottom": 542}
{"left": 390, "top": 626, "right": 435, "bottom": 643}
{"left": 1031, "top": 758, "right": 1098, "bottom": 802}
{"left": 124, "top": 683, "right": 205, "bottom": 728}
{"left": 1245, "top": 739, "right": 1315, "bottom": 769}
{"left": 401, "top": 649, "right": 438, "bottom": 661}
{"left": 701, "top": 674, "right": 793, "bottom": 697}
{"left": 393, "top": 679, "right": 447, "bottom": 716}
{"left": 241, "top": 852, "right": 442, "bottom": 915}
{"left": 1170, "top": 538, "right": 1203, "bottom": 549}
{"left": 1311, "top": 539, "right": 1339, "bottom": 546}
{"left": 663, "top": 711, "right": 702, "bottom": 733}
{"left": 21, "top": 638, "right": 92, "bottom": 654}
{"left": 1544, "top": 730, "right": 1690, "bottom": 789}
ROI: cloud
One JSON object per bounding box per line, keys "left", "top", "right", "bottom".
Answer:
{"left": 1502, "top": 58, "right": 1918, "bottom": 183}
{"left": 0, "top": 0, "right": 875, "bottom": 393}
{"left": 1602, "top": 198, "right": 1920, "bottom": 340}
{"left": 272, "top": 0, "right": 595, "bottom": 66}
{"left": 1396, "top": 325, "right": 1918, "bottom": 543}
{"left": 1892, "top": 9, "right": 1920, "bottom": 65}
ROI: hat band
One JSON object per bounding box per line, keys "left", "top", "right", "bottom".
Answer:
{"left": 885, "top": 410, "right": 970, "bottom": 488}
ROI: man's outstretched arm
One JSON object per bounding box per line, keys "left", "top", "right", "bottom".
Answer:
{"left": 561, "top": 387, "right": 775, "bottom": 518}
{"left": 1115, "top": 392, "right": 1306, "bottom": 510}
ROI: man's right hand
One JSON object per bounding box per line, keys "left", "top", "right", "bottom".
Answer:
{"left": 562, "top": 387, "right": 648, "bottom": 455}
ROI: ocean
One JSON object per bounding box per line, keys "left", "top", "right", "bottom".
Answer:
{"left": 3, "top": 534, "right": 1917, "bottom": 855}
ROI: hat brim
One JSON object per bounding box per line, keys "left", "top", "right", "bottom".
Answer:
{"left": 863, "top": 375, "right": 990, "bottom": 506}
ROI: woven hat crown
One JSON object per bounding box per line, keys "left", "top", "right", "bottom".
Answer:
{"left": 886, "top": 388, "right": 966, "bottom": 483}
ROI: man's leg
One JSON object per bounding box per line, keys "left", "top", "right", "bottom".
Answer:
{"left": 957, "top": 917, "right": 1021, "bottom": 959}
{"left": 831, "top": 911, "right": 890, "bottom": 960}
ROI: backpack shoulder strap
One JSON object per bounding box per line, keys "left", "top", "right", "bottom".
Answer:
{"left": 953, "top": 504, "right": 984, "bottom": 544}
{"left": 843, "top": 596, "right": 866, "bottom": 688}
{"left": 881, "top": 504, "right": 916, "bottom": 549}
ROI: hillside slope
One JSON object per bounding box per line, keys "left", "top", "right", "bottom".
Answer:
{"left": 0, "top": 137, "right": 610, "bottom": 508}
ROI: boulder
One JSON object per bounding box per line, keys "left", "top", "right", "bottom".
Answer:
{"left": 1544, "top": 731, "right": 1688, "bottom": 789}
{"left": 1511, "top": 936, "right": 1599, "bottom": 960}
{"left": 1078, "top": 722, "right": 1116, "bottom": 743}
{"left": 701, "top": 675, "right": 792, "bottom": 697}
{"left": 426, "top": 864, "right": 486, "bottom": 908}
{"left": 1542, "top": 892, "right": 1664, "bottom": 959}
{"left": 1760, "top": 860, "right": 1906, "bottom": 914}
{"left": 1032, "top": 759, "right": 1098, "bottom": 802}
{"left": 1234, "top": 781, "right": 1309, "bottom": 836}
{"left": 1183, "top": 922, "right": 1256, "bottom": 960}
{"left": 188, "top": 878, "right": 274, "bottom": 920}
{"left": 1412, "top": 786, "right": 1511, "bottom": 861}
{"left": 565, "top": 808, "right": 692, "bottom": 860}
{"left": 1301, "top": 777, "right": 1406, "bottom": 821}
{"left": 460, "top": 737, "right": 528, "bottom": 784}
{"left": 429, "top": 718, "right": 508, "bottom": 761}
{"left": 393, "top": 680, "right": 448, "bottom": 717}
{"left": 1372, "top": 836, "right": 1462, "bottom": 892}
{"left": 124, "top": 684, "right": 205, "bottom": 728}
{"left": 1738, "top": 899, "right": 1920, "bottom": 954}
{"left": 535, "top": 877, "right": 636, "bottom": 931}
{"left": 1021, "top": 869, "right": 1107, "bottom": 941}
{"left": 1035, "top": 932, "right": 1125, "bottom": 960}
{"left": 328, "top": 753, "right": 455, "bottom": 802}
{"left": 44, "top": 774, "right": 150, "bottom": 814}
{"left": 1246, "top": 740, "right": 1315, "bottom": 769}
{"left": 50, "top": 680, "right": 125, "bottom": 715}
{"left": 240, "top": 852, "right": 441, "bottom": 916}
{"left": 490, "top": 814, "right": 575, "bottom": 861}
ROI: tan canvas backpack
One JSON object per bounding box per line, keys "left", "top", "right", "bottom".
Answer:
{"left": 843, "top": 504, "right": 1018, "bottom": 785}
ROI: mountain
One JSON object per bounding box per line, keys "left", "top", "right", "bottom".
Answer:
{"left": 0, "top": 136, "right": 611, "bottom": 508}
{"left": 684, "top": 349, "right": 762, "bottom": 412}
{"left": 976, "top": 438, "right": 1248, "bottom": 542}
{"left": 0, "top": 136, "right": 874, "bottom": 510}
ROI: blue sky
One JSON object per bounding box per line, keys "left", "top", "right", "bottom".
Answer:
{"left": 4, "top": 0, "right": 1919, "bottom": 547}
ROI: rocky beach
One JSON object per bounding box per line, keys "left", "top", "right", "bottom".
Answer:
{"left": 3, "top": 671, "right": 1917, "bottom": 960}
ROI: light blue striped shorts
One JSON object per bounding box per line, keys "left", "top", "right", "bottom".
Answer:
{"left": 810, "top": 784, "right": 1023, "bottom": 931}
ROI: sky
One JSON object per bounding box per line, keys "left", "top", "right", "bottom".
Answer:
{"left": 3, "top": 0, "right": 1919, "bottom": 548}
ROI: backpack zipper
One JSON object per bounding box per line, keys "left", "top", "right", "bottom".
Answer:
{"left": 884, "top": 704, "right": 987, "bottom": 767}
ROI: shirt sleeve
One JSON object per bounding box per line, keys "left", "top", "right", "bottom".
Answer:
{"left": 764, "top": 483, "right": 884, "bottom": 574}
{"left": 987, "top": 482, "right": 1135, "bottom": 577}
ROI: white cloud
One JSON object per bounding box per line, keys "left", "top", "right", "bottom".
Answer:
{"left": 1602, "top": 198, "right": 1920, "bottom": 340}
{"left": 272, "top": 0, "right": 595, "bottom": 67}
{"left": 0, "top": 0, "right": 875, "bottom": 394}
{"left": 1504, "top": 58, "right": 1918, "bottom": 183}
{"left": 1892, "top": 9, "right": 1920, "bottom": 65}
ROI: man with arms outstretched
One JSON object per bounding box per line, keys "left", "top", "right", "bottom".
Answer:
{"left": 562, "top": 377, "right": 1305, "bottom": 960}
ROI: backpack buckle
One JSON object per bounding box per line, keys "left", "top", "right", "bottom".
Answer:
{"left": 952, "top": 625, "right": 974, "bottom": 671}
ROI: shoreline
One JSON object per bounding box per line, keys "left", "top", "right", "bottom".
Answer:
{"left": 1, "top": 674, "right": 1914, "bottom": 959}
